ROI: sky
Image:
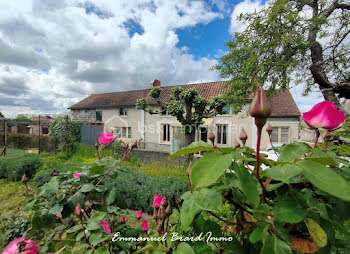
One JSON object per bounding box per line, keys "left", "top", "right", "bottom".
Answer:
{"left": 0, "top": 0, "right": 324, "bottom": 118}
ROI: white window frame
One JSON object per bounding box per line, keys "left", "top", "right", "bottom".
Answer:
{"left": 271, "top": 126, "right": 290, "bottom": 144}
{"left": 161, "top": 124, "right": 171, "bottom": 142}
{"left": 119, "top": 107, "right": 128, "bottom": 116}
{"left": 113, "top": 127, "right": 131, "bottom": 139}
{"left": 216, "top": 124, "right": 228, "bottom": 145}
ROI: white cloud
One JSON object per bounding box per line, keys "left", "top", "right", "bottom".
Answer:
{"left": 229, "top": 0, "right": 267, "bottom": 35}
{"left": 0, "top": 0, "right": 223, "bottom": 117}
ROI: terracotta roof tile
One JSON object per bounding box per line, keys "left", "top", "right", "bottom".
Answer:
{"left": 69, "top": 81, "right": 300, "bottom": 117}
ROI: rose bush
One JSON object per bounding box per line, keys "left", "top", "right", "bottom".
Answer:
{"left": 2, "top": 95, "right": 350, "bottom": 253}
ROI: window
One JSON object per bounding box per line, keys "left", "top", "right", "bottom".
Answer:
{"left": 113, "top": 127, "right": 131, "bottom": 139}
{"left": 161, "top": 106, "right": 167, "bottom": 115}
{"left": 271, "top": 127, "right": 289, "bottom": 144}
{"left": 161, "top": 124, "right": 170, "bottom": 142}
{"left": 96, "top": 111, "right": 102, "bottom": 122}
{"left": 217, "top": 124, "right": 227, "bottom": 144}
{"left": 271, "top": 127, "right": 279, "bottom": 143}
{"left": 120, "top": 107, "right": 128, "bottom": 116}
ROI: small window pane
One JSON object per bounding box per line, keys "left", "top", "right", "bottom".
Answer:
{"left": 96, "top": 111, "right": 102, "bottom": 122}
{"left": 217, "top": 125, "right": 222, "bottom": 144}
{"left": 271, "top": 127, "right": 278, "bottom": 143}
{"left": 124, "top": 108, "right": 128, "bottom": 115}
{"left": 128, "top": 127, "right": 132, "bottom": 138}
{"left": 116, "top": 128, "right": 121, "bottom": 138}
{"left": 223, "top": 125, "right": 227, "bottom": 144}
{"left": 122, "top": 127, "right": 127, "bottom": 138}
{"left": 281, "top": 127, "right": 289, "bottom": 143}
{"left": 167, "top": 125, "right": 170, "bottom": 141}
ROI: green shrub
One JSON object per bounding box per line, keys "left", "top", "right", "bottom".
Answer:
{"left": 0, "top": 150, "right": 42, "bottom": 181}
{"left": 105, "top": 167, "right": 188, "bottom": 213}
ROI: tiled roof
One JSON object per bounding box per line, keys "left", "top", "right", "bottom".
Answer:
{"left": 69, "top": 81, "right": 300, "bottom": 117}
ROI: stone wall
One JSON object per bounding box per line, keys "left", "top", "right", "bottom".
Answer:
{"left": 70, "top": 109, "right": 96, "bottom": 123}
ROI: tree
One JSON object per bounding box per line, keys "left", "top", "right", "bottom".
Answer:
{"left": 13, "top": 115, "right": 31, "bottom": 122}
{"left": 136, "top": 86, "right": 227, "bottom": 146}
{"left": 215, "top": 0, "right": 350, "bottom": 113}
{"left": 0, "top": 112, "right": 4, "bottom": 118}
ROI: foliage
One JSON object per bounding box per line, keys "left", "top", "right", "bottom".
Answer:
{"left": 215, "top": 0, "right": 350, "bottom": 113}
{"left": 0, "top": 133, "right": 59, "bottom": 152}
{"left": 167, "top": 140, "right": 350, "bottom": 253}
{"left": 49, "top": 117, "right": 82, "bottom": 153}
{"left": 110, "top": 139, "right": 124, "bottom": 159}
{"left": 136, "top": 86, "right": 227, "bottom": 145}
{"left": 13, "top": 115, "right": 32, "bottom": 122}
{"left": 334, "top": 116, "right": 350, "bottom": 141}
{"left": 0, "top": 149, "right": 42, "bottom": 181}
{"left": 0, "top": 112, "right": 4, "bottom": 118}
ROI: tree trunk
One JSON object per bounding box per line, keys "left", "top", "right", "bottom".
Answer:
{"left": 185, "top": 130, "right": 196, "bottom": 147}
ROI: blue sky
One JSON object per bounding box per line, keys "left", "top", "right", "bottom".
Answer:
{"left": 0, "top": 0, "right": 323, "bottom": 117}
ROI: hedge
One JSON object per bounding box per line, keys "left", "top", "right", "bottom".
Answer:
{"left": 0, "top": 149, "right": 42, "bottom": 181}
{"left": 0, "top": 133, "right": 59, "bottom": 153}
{"left": 104, "top": 167, "right": 189, "bottom": 214}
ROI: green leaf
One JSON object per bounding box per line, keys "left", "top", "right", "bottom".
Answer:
{"left": 89, "top": 231, "right": 108, "bottom": 246}
{"left": 235, "top": 163, "right": 260, "bottom": 208}
{"left": 193, "top": 189, "right": 223, "bottom": 213}
{"left": 49, "top": 205, "right": 63, "bottom": 215}
{"left": 261, "top": 234, "right": 292, "bottom": 254}
{"left": 39, "top": 179, "right": 59, "bottom": 196}
{"left": 90, "top": 212, "right": 107, "bottom": 222}
{"left": 173, "top": 243, "right": 195, "bottom": 254}
{"left": 66, "top": 224, "right": 82, "bottom": 233}
{"left": 190, "top": 152, "right": 233, "bottom": 190}
{"left": 180, "top": 192, "right": 201, "bottom": 231}
{"left": 89, "top": 166, "right": 106, "bottom": 176}
{"left": 86, "top": 221, "right": 100, "bottom": 231}
{"left": 249, "top": 223, "right": 267, "bottom": 244}
{"left": 253, "top": 204, "right": 271, "bottom": 221}
{"left": 266, "top": 164, "right": 302, "bottom": 183}
{"left": 133, "top": 245, "right": 154, "bottom": 254}
{"left": 298, "top": 160, "right": 350, "bottom": 201}
{"left": 267, "top": 182, "right": 284, "bottom": 192}
{"left": 274, "top": 195, "right": 307, "bottom": 223}
{"left": 80, "top": 183, "right": 95, "bottom": 193}
{"left": 304, "top": 218, "right": 327, "bottom": 248}
{"left": 67, "top": 191, "right": 85, "bottom": 210}
{"left": 278, "top": 143, "right": 311, "bottom": 162}
{"left": 169, "top": 141, "right": 212, "bottom": 159}
{"left": 95, "top": 247, "right": 109, "bottom": 254}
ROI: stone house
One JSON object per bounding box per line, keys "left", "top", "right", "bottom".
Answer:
{"left": 69, "top": 81, "right": 301, "bottom": 153}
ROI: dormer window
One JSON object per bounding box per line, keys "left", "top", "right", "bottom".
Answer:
{"left": 120, "top": 107, "right": 128, "bottom": 116}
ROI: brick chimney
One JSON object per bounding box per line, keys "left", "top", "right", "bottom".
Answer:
{"left": 153, "top": 79, "right": 161, "bottom": 87}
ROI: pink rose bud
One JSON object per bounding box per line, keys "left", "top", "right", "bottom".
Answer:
{"left": 234, "top": 139, "right": 241, "bottom": 148}
{"left": 101, "top": 199, "right": 104, "bottom": 205}
{"left": 142, "top": 220, "right": 149, "bottom": 232}
{"left": 137, "top": 210, "right": 142, "bottom": 219}
{"left": 98, "top": 221, "right": 111, "bottom": 234}
{"left": 121, "top": 216, "right": 126, "bottom": 224}
{"left": 160, "top": 197, "right": 166, "bottom": 205}
{"left": 98, "top": 132, "right": 115, "bottom": 145}
{"left": 153, "top": 195, "right": 162, "bottom": 208}
{"left": 249, "top": 85, "right": 272, "bottom": 119}
{"left": 239, "top": 128, "right": 248, "bottom": 145}
{"left": 208, "top": 132, "right": 215, "bottom": 144}
{"left": 74, "top": 204, "right": 82, "bottom": 217}
{"left": 303, "top": 101, "right": 345, "bottom": 130}
{"left": 131, "top": 140, "right": 138, "bottom": 149}
{"left": 73, "top": 172, "right": 82, "bottom": 179}
{"left": 266, "top": 123, "right": 273, "bottom": 135}
{"left": 56, "top": 213, "right": 62, "bottom": 218}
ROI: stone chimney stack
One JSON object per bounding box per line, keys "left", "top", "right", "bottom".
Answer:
{"left": 153, "top": 79, "right": 161, "bottom": 87}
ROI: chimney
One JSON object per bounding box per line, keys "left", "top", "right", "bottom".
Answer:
{"left": 153, "top": 79, "right": 161, "bottom": 87}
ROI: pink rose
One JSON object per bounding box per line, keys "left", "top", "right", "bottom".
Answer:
{"left": 74, "top": 204, "right": 82, "bottom": 217}
{"left": 73, "top": 172, "right": 82, "bottom": 179}
{"left": 137, "top": 210, "right": 142, "bottom": 219}
{"left": 98, "top": 132, "right": 115, "bottom": 145}
{"left": 160, "top": 197, "right": 166, "bottom": 205}
{"left": 153, "top": 195, "right": 162, "bottom": 208}
{"left": 1, "top": 237, "right": 38, "bottom": 254}
{"left": 142, "top": 220, "right": 149, "bottom": 232}
{"left": 121, "top": 216, "right": 126, "bottom": 224}
{"left": 303, "top": 101, "right": 346, "bottom": 130}
{"left": 56, "top": 213, "right": 62, "bottom": 218}
{"left": 98, "top": 222, "right": 111, "bottom": 234}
